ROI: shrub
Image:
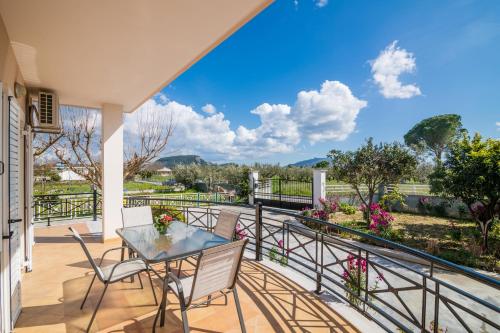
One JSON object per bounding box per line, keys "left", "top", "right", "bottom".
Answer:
{"left": 361, "top": 203, "right": 394, "bottom": 236}
{"left": 418, "top": 196, "right": 433, "bottom": 213}
{"left": 457, "top": 204, "right": 468, "bottom": 219}
{"left": 433, "top": 201, "right": 450, "bottom": 217}
{"left": 379, "top": 186, "right": 407, "bottom": 212}
{"left": 449, "top": 221, "right": 462, "bottom": 241}
{"left": 339, "top": 202, "right": 357, "bottom": 215}
{"left": 318, "top": 197, "right": 338, "bottom": 215}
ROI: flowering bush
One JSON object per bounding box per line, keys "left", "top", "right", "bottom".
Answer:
{"left": 269, "top": 239, "right": 290, "bottom": 266}
{"left": 235, "top": 223, "right": 247, "bottom": 240}
{"left": 360, "top": 203, "right": 394, "bottom": 236}
{"left": 342, "top": 254, "right": 383, "bottom": 306}
{"left": 300, "top": 197, "right": 339, "bottom": 222}
{"left": 418, "top": 196, "right": 433, "bottom": 212}
{"left": 369, "top": 203, "right": 394, "bottom": 235}
{"left": 318, "top": 197, "right": 338, "bottom": 215}
{"left": 154, "top": 214, "right": 174, "bottom": 234}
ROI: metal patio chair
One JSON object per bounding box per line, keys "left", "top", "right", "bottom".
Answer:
{"left": 177, "top": 209, "right": 241, "bottom": 276}
{"left": 120, "top": 206, "right": 154, "bottom": 260}
{"left": 68, "top": 227, "right": 158, "bottom": 333}
{"left": 153, "top": 239, "right": 249, "bottom": 333}
{"left": 213, "top": 209, "right": 241, "bottom": 239}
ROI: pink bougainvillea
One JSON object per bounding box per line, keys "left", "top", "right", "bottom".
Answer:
{"left": 235, "top": 223, "right": 247, "bottom": 240}
{"left": 361, "top": 203, "right": 394, "bottom": 235}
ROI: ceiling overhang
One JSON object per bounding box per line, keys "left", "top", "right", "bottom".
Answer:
{"left": 0, "top": 0, "right": 272, "bottom": 112}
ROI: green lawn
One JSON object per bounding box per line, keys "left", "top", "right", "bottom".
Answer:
{"left": 34, "top": 180, "right": 175, "bottom": 195}
{"left": 329, "top": 211, "right": 499, "bottom": 273}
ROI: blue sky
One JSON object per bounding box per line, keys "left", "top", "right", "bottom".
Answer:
{"left": 140, "top": 0, "right": 500, "bottom": 165}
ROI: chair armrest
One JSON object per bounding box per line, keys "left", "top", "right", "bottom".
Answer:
{"left": 99, "top": 246, "right": 130, "bottom": 266}
{"left": 107, "top": 257, "right": 147, "bottom": 281}
{"left": 167, "top": 272, "right": 184, "bottom": 293}
{"left": 167, "top": 272, "right": 188, "bottom": 306}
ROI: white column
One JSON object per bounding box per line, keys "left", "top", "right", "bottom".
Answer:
{"left": 248, "top": 171, "right": 259, "bottom": 205}
{"left": 313, "top": 169, "right": 326, "bottom": 209}
{"left": 101, "top": 104, "right": 123, "bottom": 240}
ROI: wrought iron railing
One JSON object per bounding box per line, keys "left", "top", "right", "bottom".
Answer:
{"left": 254, "top": 178, "right": 313, "bottom": 210}
{"left": 33, "top": 191, "right": 101, "bottom": 224}
{"left": 124, "top": 197, "right": 499, "bottom": 333}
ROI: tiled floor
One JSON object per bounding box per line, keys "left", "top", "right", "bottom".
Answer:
{"left": 15, "top": 223, "right": 359, "bottom": 332}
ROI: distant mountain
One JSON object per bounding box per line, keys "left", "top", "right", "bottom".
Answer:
{"left": 151, "top": 155, "right": 208, "bottom": 169}
{"left": 288, "top": 157, "right": 329, "bottom": 167}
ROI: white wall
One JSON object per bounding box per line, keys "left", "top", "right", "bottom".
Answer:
{"left": 101, "top": 104, "right": 123, "bottom": 240}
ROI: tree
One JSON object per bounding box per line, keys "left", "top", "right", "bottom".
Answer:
{"left": 404, "top": 114, "right": 463, "bottom": 163}
{"left": 328, "top": 138, "right": 416, "bottom": 225}
{"left": 429, "top": 133, "right": 500, "bottom": 252}
{"left": 314, "top": 160, "right": 330, "bottom": 168}
{"left": 123, "top": 106, "right": 174, "bottom": 181}
{"left": 54, "top": 108, "right": 102, "bottom": 188}
{"left": 53, "top": 106, "right": 174, "bottom": 189}
{"left": 173, "top": 164, "right": 201, "bottom": 188}
{"left": 33, "top": 132, "right": 63, "bottom": 160}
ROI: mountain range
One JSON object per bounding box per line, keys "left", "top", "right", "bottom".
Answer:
{"left": 151, "top": 155, "right": 208, "bottom": 169}
{"left": 151, "top": 155, "right": 328, "bottom": 169}
{"left": 287, "top": 157, "right": 329, "bottom": 167}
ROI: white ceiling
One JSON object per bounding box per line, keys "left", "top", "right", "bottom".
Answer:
{"left": 0, "top": 0, "right": 271, "bottom": 112}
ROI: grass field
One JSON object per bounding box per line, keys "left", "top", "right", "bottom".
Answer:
{"left": 34, "top": 180, "right": 176, "bottom": 195}
{"left": 331, "top": 211, "right": 499, "bottom": 272}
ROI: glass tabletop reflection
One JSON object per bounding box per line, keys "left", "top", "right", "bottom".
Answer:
{"left": 116, "top": 221, "right": 229, "bottom": 263}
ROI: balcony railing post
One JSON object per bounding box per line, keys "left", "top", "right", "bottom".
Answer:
{"left": 92, "top": 186, "right": 98, "bottom": 221}
{"left": 315, "top": 272, "right": 322, "bottom": 294}
{"left": 255, "top": 202, "right": 263, "bottom": 261}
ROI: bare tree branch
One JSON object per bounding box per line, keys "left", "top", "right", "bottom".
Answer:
{"left": 123, "top": 105, "right": 175, "bottom": 180}
{"left": 47, "top": 105, "right": 174, "bottom": 189}
{"left": 33, "top": 133, "right": 63, "bottom": 158}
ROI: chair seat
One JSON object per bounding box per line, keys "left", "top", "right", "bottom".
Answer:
{"left": 169, "top": 276, "right": 194, "bottom": 303}
{"left": 101, "top": 259, "right": 147, "bottom": 282}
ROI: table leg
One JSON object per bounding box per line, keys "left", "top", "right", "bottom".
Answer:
{"left": 160, "top": 261, "right": 170, "bottom": 327}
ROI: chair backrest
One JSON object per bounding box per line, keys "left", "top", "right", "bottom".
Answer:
{"left": 121, "top": 206, "right": 153, "bottom": 228}
{"left": 68, "top": 227, "right": 104, "bottom": 281}
{"left": 213, "top": 210, "right": 240, "bottom": 240}
{"left": 189, "top": 239, "right": 248, "bottom": 303}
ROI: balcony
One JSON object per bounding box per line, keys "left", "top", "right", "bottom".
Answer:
{"left": 16, "top": 221, "right": 371, "bottom": 333}
{"left": 16, "top": 198, "right": 500, "bottom": 332}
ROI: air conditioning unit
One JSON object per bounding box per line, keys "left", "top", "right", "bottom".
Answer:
{"left": 32, "top": 90, "right": 62, "bottom": 133}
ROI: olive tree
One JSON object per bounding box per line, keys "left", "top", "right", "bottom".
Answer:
{"left": 328, "top": 138, "right": 416, "bottom": 225}
{"left": 429, "top": 133, "right": 499, "bottom": 252}
{"left": 404, "top": 114, "right": 463, "bottom": 164}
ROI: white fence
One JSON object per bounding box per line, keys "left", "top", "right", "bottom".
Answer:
{"left": 129, "top": 192, "right": 237, "bottom": 203}
{"left": 326, "top": 183, "right": 431, "bottom": 196}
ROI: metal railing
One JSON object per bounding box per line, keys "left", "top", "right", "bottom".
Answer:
{"left": 124, "top": 197, "right": 499, "bottom": 333}
{"left": 33, "top": 190, "right": 101, "bottom": 224}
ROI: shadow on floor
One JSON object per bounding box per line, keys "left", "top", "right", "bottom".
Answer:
{"left": 17, "top": 259, "right": 359, "bottom": 332}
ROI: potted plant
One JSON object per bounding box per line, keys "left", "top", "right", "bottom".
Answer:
{"left": 154, "top": 214, "right": 174, "bottom": 235}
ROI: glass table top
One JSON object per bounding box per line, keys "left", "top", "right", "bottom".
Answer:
{"left": 116, "top": 221, "right": 230, "bottom": 263}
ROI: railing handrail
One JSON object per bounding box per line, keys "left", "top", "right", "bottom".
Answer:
{"left": 33, "top": 192, "right": 100, "bottom": 198}
{"left": 125, "top": 196, "right": 499, "bottom": 290}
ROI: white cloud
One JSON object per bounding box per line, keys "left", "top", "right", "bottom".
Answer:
{"left": 496, "top": 121, "right": 500, "bottom": 131}
{"left": 201, "top": 103, "right": 216, "bottom": 114}
{"left": 315, "top": 0, "right": 328, "bottom": 7}
{"left": 370, "top": 41, "right": 422, "bottom": 99}
{"left": 126, "top": 80, "right": 366, "bottom": 161}
{"left": 293, "top": 80, "right": 367, "bottom": 143}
